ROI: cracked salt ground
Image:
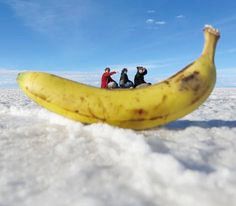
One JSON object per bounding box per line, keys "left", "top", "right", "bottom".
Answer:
{"left": 0, "top": 88, "right": 236, "bottom": 206}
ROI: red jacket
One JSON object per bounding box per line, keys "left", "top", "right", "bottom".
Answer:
{"left": 101, "top": 71, "right": 116, "bottom": 88}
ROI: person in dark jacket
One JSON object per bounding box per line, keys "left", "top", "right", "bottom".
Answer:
{"left": 134, "top": 66, "right": 151, "bottom": 88}
{"left": 101, "top": 67, "right": 118, "bottom": 89}
{"left": 119, "top": 68, "right": 134, "bottom": 88}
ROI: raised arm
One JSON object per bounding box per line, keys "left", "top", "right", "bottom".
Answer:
{"left": 142, "top": 69, "right": 147, "bottom": 76}
{"left": 104, "top": 71, "right": 116, "bottom": 77}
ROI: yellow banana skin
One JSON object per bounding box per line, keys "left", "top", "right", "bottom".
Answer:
{"left": 17, "top": 25, "right": 220, "bottom": 130}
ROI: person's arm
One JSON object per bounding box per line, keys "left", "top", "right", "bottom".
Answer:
{"left": 142, "top": 69, "right": 147, "bottom": 76}
{"left": 110, "top": 71, "right": 116, "bottom": 76}
{"left": 104, "top": 71, "right": 116, "bottom": 77}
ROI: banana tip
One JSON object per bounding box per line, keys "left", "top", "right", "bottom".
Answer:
{"left": 204, "top": 24, "right": 220, "bottom": 37}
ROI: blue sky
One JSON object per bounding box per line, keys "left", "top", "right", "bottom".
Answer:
{"left": 0, "top": 0, "right": 236, "bottom": 87}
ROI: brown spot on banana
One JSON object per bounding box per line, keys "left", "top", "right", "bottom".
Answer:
{"left": 135, "top": 109, "right": 148, "bottom": 115}
{"left": 179, "top": 71, "right": 201, "bottom": 92}
{"left": 33, "top": 92, "right": 49, "bottom": 102}
{"left": 162, "top": 95, "right": 167, "bottom": 101}
{"left": 163, "top": 80, "right": 171, "bottom": 86}
{"left": 175, "top": 75, "right": 185, "bottom": 83}
{"left": 182, "top": 71, "right": 200, "bottom": 82}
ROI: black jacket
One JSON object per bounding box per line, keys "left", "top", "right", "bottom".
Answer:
{"left": 119, "top": 70, "right": 132, "bottom": 87}
{"left": 134, "top": 69, "right": 147, "bottom": 87}
{"left": 120, "top": 73, "right": 128, "bottom": 84}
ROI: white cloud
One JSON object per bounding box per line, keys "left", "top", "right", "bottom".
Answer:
{"left": 146, "top": 19, "right": 155, "bottom": 24}
{"left": 176, "top": 15, "right": 185, "bottom": 19}
{"left": 146, "top": 19, "right": 166, "bottom": 26}
{"left": 155, "top": 21, "right": 166, "bottom": 25}
{"left": 147, "top": 10, "right": 156, "bottom": 14}
{"left": 4, "top": 0, "right": 94, "bottom": 34}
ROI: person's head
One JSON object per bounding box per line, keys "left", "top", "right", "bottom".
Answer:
{"left": 137, "top": 66, "right": 145, "bottom": 73}
{"left": 105, "top": 67, "right": 110, "bottom": 72}
{"left": 122, "top": 68, "right": 128, "bottom": 74}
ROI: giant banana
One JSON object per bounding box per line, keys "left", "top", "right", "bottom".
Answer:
{"left": 17, "top": 25, "right": 220, "bottom": 130}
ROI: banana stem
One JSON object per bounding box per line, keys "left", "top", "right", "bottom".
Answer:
{"left": 202, "top": 26, "right": 220, "bottom": 62}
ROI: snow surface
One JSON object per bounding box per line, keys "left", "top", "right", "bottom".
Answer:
{"left": 0, "top": 88, "right": 236, "bottom": 206}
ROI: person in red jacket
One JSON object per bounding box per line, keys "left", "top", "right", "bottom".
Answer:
{"left": 101, "top": 67, "right": 118, "bottom": 89}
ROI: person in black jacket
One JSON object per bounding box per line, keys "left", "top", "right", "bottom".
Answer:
{"left": 134, "top": 66, "right": 151, "bottom": 88}
{"left": 119, "top": 68, "right": 134, "bottom": 88}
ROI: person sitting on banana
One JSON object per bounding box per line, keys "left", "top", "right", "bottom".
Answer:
{"left": 134, "top": 66, "right": 151, "bottom": 88}
{"left": 119, "top": 68, "right": 134, "bottom": 88}
{"left": 101, "top": 67, "right": 118, "bottom": 89}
